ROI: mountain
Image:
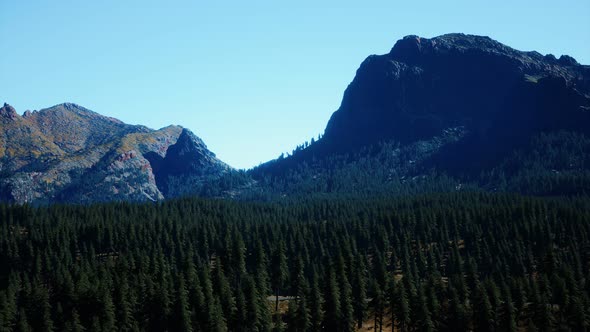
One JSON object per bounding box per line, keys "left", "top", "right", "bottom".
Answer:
{"left": 0, "top": 102, "right": 231, "bottom": 204}
{"left": 3, "top": 33, "right": 589, "bottom": 203}
{"left": 252, "top": 33, "right": 590, "bottom": 196}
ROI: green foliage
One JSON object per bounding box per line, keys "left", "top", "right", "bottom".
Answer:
{"left": 0, "top": 193, "right": 589, "bottom": 330}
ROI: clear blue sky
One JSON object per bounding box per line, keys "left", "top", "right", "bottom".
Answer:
{"left": 1, "top": 0, "right": 589, "bottom": 169}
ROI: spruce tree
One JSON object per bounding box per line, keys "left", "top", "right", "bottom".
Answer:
{"left": 352, "top": 254, "right": 368, "bottom": 329}
{"left": 309, "top": 270, "right": 323, "bottom": 332}
{"left": 176, "top": 275, "right": 193, "bottom": 332}
{"left": 473, "top": 283, "right": 494, "bottom": 332}
{"left": 396, "top": 280, "right": 410, "bottom": 332}
{"left": 322, "top": 265, "right": 341, "bottom": 331}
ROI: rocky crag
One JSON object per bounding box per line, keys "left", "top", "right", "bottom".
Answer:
{"left": 0, "top": 103, "right": 230, "bottom": 204}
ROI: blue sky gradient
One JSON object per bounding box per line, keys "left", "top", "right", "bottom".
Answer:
{"left": 1, "top": 0, "right": 589, "bottom": 169}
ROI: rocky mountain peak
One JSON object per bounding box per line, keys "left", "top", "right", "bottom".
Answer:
{"left": 387, "top": 33, "right": 582, "bottom": 75}
{"left": 321, "top": 33, "right": 589, "bottom": 165}
{"left": 388, "top": 35, "right": 431, "bottom": 63}
{"left": 173, "top": 128, "right": 213, "bottom": 156}
{"left": 0, "top": 103, "right": 19, "bottom": 120}
{"left": 0, "top": 103, "right": 231, "bottom": 204}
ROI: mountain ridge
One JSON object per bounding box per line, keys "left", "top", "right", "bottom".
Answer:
{"left": 0, "top": 102, "right": 231, "bottom": 204}
{"left": 2, "top": 33, "right": 590, "bottom": 203}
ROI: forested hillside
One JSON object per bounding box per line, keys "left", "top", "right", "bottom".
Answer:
{"left": 247, "top": 131, "right": 590, "bottom": 200}
{"left": 1, "top": 193, "right": 589, "bottom": 331}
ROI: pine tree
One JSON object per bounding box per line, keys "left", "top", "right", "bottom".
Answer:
{"left": 396, "top": 280, "right": 410, "bottom": 332}
{"left": 372, "top": 280, "right": 385, "bottom": 332}
{"left": 352, "top": 254, "right": 368, "bottom": 329}
{"left": 309, "top": 270, "right": 323, "bottom": 332}
{"left": 214, "top": 262, "right": 236, "bottom": 326}
{"left": 208, "top": 297, "right": 228, "bottom": 332}
{"left": 336, "top": 254, "right": 354, "bottom": 332}
{"left": 176, "top": 275, "right": 193, "bottom": 332}
{"left": 256, "top": 270, "right": 273, "bottom": 332}
{"left": 234, "top": 287, "right": 247, "bottom": 330}
{"left": 16, "top": 308, "right": 32, "bottom": 332}
{"left": 244, "top": 276, "right": 262, "bottom": 332}
{"left": 289, "top": 260, "right": 311, "bottom": 332}
{"left": 473, "top": 283, "right": 494, "bottom": 332}
{"left": 501, "top": 283, "right": 517, "bottom": 332}
{"left": 322, "top": 265, "right": 341, "bottom": 331}
{"left": 117, "top": 276, "right": 137, "bottom": 332}
{"left": 415, "top": 284, "right": 434, "bottom": 332}
{"left": 0, "top": 290, "right": 16, "bottom": 331}
{"left": 271, "top": 241, "right": 288, "bottom": 330}
{"left": 567, "top": 294, "right": 587, "bottom": 332}
{"left": 65, "top": 309, "right": 85, "bottom": 332}
{"left": 447, "top": 286, "right": 468, "bottom": 332}
{"left": 253, "top": 240, "right": 272, "bottom": 332}
{"left": 387, "top": 277, "right": 396, "bottom": 332}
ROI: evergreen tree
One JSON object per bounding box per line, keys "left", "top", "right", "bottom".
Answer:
{"left": 415, "top": 284, "right": 434, "bottom": 332}
{"left": 16, "top": 308, "right": 31, "bottom": 332}
{"left": 101, "top": 290, "right": 116, "bottom": 332}
{"left": 501, "top": 283, "right": 517, "bottom": 332}
{"left": 208, "top": 297, "right": 228, "bottom": 332}
{"left": 447, "top": 286, "right": 468, "bottom": 332}
{"left": 372, "top": 280, "right": 385, "bottom": 332}
{"left": 352, "top": 254, "right": 368, "bottom": 329}
{"left": 309, "top": 270, "right": 323, "bottom": 332}
{"left": 336, "top": 254, "right": 354, "bottom": 332}
{"left": 396, "top": 280, "right": 411, "bottom": 332}
{"left": 386, "top": 277, "right": 396, "bottom": 332}
{"left": 322, "top": 265, "right": 341, "bottom": 331}
{"left": 175, "top": 275, "right": 193, "bottom": 332}
{"left": 473, "top": 283, "right": 494, "bottom": 332}
{"left": 271, "top": 242, "right": 288, "bottom": 330}
{"left": 65, "top": 309, "right": 85, "bottom": 332}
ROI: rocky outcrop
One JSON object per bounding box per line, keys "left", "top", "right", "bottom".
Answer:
{"left": 0, "top": 103, "right": 231, "bottom": 204}
{"left": 146, "top": 129, "right": 231, "bottom": 197}
{"left": 0, "top": 103, "right": 19, "bottom": 120}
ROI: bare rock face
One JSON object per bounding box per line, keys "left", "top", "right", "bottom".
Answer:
{"left": 321, "top": 33, "right": 590, "bottom": 171}
{"left": 0, "top": 103, "right": 231, "bottom": 204}
{"left": 0, "top": 103, "right": 19, "bottom": 120}
{"left": 153, "top": 128, "right": 231, "bottom": 197}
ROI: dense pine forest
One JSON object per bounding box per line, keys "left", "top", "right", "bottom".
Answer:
{"left": 247, "top": 131, "right": 590, "bottom": 200}
{"left": 1, "top": 193, "right": 589, "bottom": 331}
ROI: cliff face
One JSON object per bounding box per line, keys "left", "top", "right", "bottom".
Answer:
{"left": 322, "top": 34, "right": 590, "bottom": 171}
{"left": 0, "top": 103, "right": 230, "bottom": 204}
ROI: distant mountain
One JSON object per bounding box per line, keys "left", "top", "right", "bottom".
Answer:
{"left": 0, "top": 102, "right": 231, "bottom": 204}
{"left": 252, "top": 34, "right": 590, "bottom": 197}
{"left": 3, "top": 34, "right": 590, "bottom": 203}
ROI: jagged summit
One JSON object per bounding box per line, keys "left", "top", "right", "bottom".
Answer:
{"left": 0, "top": 103, "right": 231, "bottom": 204}
{"left": 392, "top": 34, "right": 513, "bottom": 55}
{"left": 0, "top": 103, "right": 18, "bottom": 120}
{"left": 385, "top": 34, "right": 585, "bottom": 82}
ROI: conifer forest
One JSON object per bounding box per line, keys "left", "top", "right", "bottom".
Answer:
{"left": 1, "top": 193, "right": 589, "bottom": 331}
